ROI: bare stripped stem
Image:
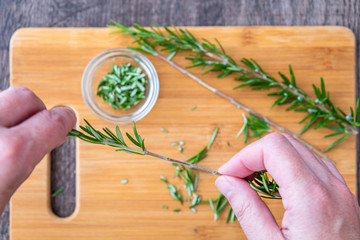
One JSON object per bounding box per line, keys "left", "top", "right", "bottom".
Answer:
{"left": 145, "top": 150, "right": 221, "bottom": 176}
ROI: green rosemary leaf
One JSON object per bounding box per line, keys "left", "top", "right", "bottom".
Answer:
{"left": 323, "top": 125, "right": 345, "bottom": 131}
{"left": 324, "top": 134, "right": 351, "bottom": 152}
{"left": 226, "top": 208, "right": 233, "bottom": 223}
{"left": 173, "top": 209, "right": 181, "bottom": 212}
{"left": 160, "top": 176, "right": 168, "bottom": 183}
{"left": 289, "top": 65, "right": 296, "bottom": 87}
{"left": 126, "top": 132, "right": 141, "bottom": 147}
{"left": 103, "top": 127, "right": 120, "bottom": 142}
{"left": 160, "top": 128, "right": 169, "bottom": 133}
{"left": 236, "top": 121, "right": 247, "bottom": 138}
{"left": 337, "top": 107, "right": 347, "bottom": 117}
{"left": 324, "top": 131, "right": 345, "bottom": 138}
{"left": 244, "top": 125, "right": 249, "bottom": 143}
{"left": 193, "top": 172, "right": 199, "bottom": 192}
{"left": 299, "top": 113, "right": 319, "bottom": 134}
{"left": 191, "top": 105, "right": 197, "bottom": 110}
{"left": 208, "top": 127, "right": 219, "bottom": 149}
{"left": 161, "top": 205, "right": 168, "bottom": 209}
{"left": 132, "top": 121, "right": 141, "bottom": 143}
{"left": 261, "top": 172, "right": 270, "bottom": 194}
{"left": 231, "top": 209, "right": 237, "bottom": 222}
{"left": 115, "top": 126, "right": 125, "bottom": 144}
{"left": 190, "top": 208, "right": 197, "bottom": 213}
{"left": 121, "top": 179, "right": 128, "bottom": 184}
{"left": 186, "top": 146, "right": 207, "bottom": 164}
{"left": 314, "top": 119, "right": 331, "bottom": 129}
{"left": 167, "top": 51, "right": 176, "bottom": 61}
{"left": 115, "top": 149, "right": 144, "bottom": 155}
{"left": 217, "top": 198, "right": 229, "bottom": 214}
{"left": 166, "top": 184, "right": 183, "bottom": 204}
{"left": 51, "top": 188, "right": 63, "bottom": 197}
{"left": 209, "top": 198, "right": 216, "bottom": 218}
{"left": 226, "top": 141, "right": 230, "bottom": 146}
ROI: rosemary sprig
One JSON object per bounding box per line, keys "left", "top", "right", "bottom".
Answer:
{"left": 109, "top": 21, "right": 359, "bottom": 153}
{"left": 68, "top": 120, "right": 220, "bottom": 175}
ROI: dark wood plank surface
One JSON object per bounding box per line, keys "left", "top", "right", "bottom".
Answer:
{"left": 1, "top": 1, "right": 359, "bottom": 239}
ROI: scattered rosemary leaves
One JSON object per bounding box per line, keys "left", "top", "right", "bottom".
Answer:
{"left": 191, "top": 106, "right": 197, "bottom": 110}
{"left": 165, "top": 184, "right": 183, "bottom": 204}
{"left": 171, "top": 140, "right": 185, "bottom": 152}
{"left": 97, "top": 63, "right": 147, "bottom": 110}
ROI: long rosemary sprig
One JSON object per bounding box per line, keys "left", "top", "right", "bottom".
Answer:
{"left": 68, "top": 120, "right": 280, "bottom": 199}
{"left": 108, "top": 22, "right": 334, "bottom": 161}
{"left": 108, "top": 21, "right": 359, "bottom": 152}
{"left": 68, "top": 120, "right": 220, "bottom": 176}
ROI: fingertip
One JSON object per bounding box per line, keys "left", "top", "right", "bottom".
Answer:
{"left": 51, "top": 105, "right": 77, "bottom": 129}
{"left": 215, "top": 176, "right": 234, "bottom": 199}
{"left": 217, "top": 151, "right": 252, "bottom": 177}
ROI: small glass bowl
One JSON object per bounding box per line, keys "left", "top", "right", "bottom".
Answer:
{"left": 81, "top": 48, "right": 159, "bottom": 125}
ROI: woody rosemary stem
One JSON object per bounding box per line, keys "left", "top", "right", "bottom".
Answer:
{"left": 145, "top": 150, "right": 221, "bottom": 176}
{"left": 154, "top": 52, "right": 333, "bottom": 163}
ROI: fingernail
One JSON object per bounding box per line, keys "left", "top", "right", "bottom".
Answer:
{"left": 53, "top": 105, "right": 77, "bottom": 122}
{"left": 215, "top": 176, "right": 234, "bottom": 199}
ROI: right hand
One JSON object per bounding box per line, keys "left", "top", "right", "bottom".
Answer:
{"left": 215, "top": 132, "right": 360, "bottom": 240}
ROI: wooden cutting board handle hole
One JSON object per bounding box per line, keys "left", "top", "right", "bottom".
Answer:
{"left": 50, "top": 137, "right": 77, "bottom": 218}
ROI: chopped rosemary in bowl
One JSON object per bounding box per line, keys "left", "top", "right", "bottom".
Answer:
{"left": 82, "top": 48, "right": 159, "bottom": 125}
{"left": 97, "top": 63, "right": 147, "bottom": 110}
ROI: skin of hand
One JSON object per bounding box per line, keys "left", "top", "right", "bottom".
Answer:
{"left": 0, "top": 86, "right": 76, "bottom": 214}
{"left": 215, "top": 132, "right": 360, "bottom": 240}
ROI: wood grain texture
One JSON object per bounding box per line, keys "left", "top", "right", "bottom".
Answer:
{"left": 9, "top": 27, "right": 356, "bottom": 239}
{"left": 1, "top": 0, "right": 360, "bottom": 239}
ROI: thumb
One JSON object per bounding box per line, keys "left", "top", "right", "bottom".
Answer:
{"left": 215, "top": 176, "right": 283, "bottom": 240}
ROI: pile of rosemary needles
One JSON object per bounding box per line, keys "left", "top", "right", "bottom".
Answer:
{"left": 97, "top": 63, "right": 147, "bottom": 110}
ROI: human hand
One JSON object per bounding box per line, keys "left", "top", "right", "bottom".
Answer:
{"left": 0, "top": 86, "right": 76, "bottom": 214}
{"left": 215, "top": 133, "right": 360, "bottom": 240}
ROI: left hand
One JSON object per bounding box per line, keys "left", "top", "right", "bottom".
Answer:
{"left": 0, "top": 86, "right": 76, "bottom": 214}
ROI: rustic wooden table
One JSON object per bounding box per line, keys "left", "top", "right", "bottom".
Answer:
{"left": 0, "top": 1, "right": 359, "bottom": 239}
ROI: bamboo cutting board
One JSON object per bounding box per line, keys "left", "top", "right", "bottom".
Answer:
{"left": 10, "top": 27, "right": 356, "bottom": 240}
